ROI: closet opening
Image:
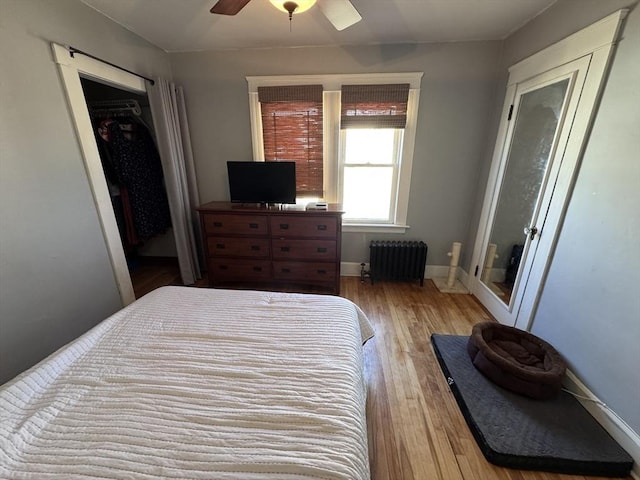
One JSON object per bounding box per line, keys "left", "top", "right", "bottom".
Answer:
{"left": 80, "top": 78, "right": 180, "bottom": 298}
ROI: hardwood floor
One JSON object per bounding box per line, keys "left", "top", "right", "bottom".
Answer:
{"left": 339, "top": 276, "right": 629, "bottom": 480}
{"left": 129, "top": 256, "right": 182, "bottom": 298}
{"left": 128, "top": 269, "right": 630, "bottom": 480}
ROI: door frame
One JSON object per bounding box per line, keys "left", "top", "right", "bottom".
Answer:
{"left": 469, "top": 10, "right": 628, "bottom": 330}
{"left": 475, "top": 59, "right": 587, "bottom": 326}
{"left": 52, "top": 43, "right": 147, "bottom": 306}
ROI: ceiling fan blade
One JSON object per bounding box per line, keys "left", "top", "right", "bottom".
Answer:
{"left": 210, "top": 0, "right": 252, "bottom": 15}
{"left": 318, "top": 0, "right": 362, "bottom": 31}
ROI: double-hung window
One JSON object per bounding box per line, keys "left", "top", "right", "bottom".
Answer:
{"left": 339, "top": 83, "right": 410, "bottom": 223}
{"left": 247, "top": 73, "right": 422, "bottom": 233}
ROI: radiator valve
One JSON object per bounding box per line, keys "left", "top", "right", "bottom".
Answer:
{"left": 360, "top": 263, "right": 371, "bottom": 283}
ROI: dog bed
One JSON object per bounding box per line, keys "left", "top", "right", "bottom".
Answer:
{"left": 467, "top": 322, "right": 566, "bottom": 400}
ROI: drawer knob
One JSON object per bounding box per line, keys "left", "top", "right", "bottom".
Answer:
{"left": 249, "top": 223, "right": 259, "bottom": 229}
{"left": 253, "top": 266, "right": 262, "bottom": 272}
{"left": 216, "top": 243, "right": 225, "bottom": 249}
{"left": 251, "top": 245, "right": 261, "bottom": 251}
{"left": 213, "top": 221, "right": 223, "bottom": 227}
{"left": 317, "top": 247, "right": 327, "bottom": 253}
{"left": 279, "top": 223, "right": 289, "bottom": 230}
{"left": 219, "top": 265, "right": 228, "bottom": 270}
{"left": 317, "top": 225, "right": 327, "bottom": 231}
{"left": 281, "top": 268, "right": 291, "bottom": 273}
{"left": 280, "top": 246, "right": 290, "bottom": 252}
{"left": 317, "top": 269, "right": 327, "bottom": 275}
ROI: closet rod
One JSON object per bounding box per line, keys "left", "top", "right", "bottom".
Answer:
{"left": 67, "top": 46, "right": 155, "bottom": 86}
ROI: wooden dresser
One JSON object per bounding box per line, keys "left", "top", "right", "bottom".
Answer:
{"left": 197, "top": 202, "right": 343, "bottom": 294}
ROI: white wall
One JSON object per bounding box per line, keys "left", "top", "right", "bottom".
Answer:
{"left": 0, "top": 0, "right": 172, "bottom": 383}
{"left": 168, "top": 41, "right": 502, "bottom": 267}
{"left": 486, "top": 0, "right": 640, "bottom": 433}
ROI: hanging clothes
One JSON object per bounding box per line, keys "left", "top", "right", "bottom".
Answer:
{"left": 91, "top": 117, "right": 136, "bottom": 251}
{"left": 103, "top": 119, "right": 172, "bottom": 241}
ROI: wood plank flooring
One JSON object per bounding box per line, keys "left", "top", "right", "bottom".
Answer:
{"left": 130, "top": 266, "right": 631, "bottom": 480}
{"left": 339, "top": 276, "right": 630, "bottom": 480}
{"left": 129, "top": 256, "right": 182, "bottom": 298}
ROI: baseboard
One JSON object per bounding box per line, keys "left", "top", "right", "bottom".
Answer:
{"left": 340, "top": 262, "right": 367, "bottom": 277}
{"left": 563, "top": 370, "right": 639, "bottom": 478}
{"left": 340, "top": 262, "right": 472, "bottom": 293}
{"left": 340, "top": 262, "right": 450, "bottom": 279}
{"left": 458, "top": 267, "right": 471, "bottom": 289}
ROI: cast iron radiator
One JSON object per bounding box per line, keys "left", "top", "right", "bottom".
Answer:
{"left": 369, "top": 240, "right": 428, "bottom": 286}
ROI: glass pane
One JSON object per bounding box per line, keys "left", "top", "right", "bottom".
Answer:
{"left": 344, "top": 129, "right": 397, "bottom": 165}
{"left": 481, "top": 79, "right": 570, "bottom": 305}
{"left": 343, "top": 166, "right": 393, "bottom": 220}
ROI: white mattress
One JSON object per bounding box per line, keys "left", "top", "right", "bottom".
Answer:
{"left": 0, "top": 287, "right": 374, "bottom": 479}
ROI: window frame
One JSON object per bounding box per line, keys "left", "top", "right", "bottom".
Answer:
{"left": 247, "top": 72, "right": 422, "bottom": 233}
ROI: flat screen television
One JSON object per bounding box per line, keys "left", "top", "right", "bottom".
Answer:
{"left": 227, "top": 161, "right": 296, "bottom": 205}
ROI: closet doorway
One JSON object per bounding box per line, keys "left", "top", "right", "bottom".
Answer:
{"left": 80, "top": 79, "right": 180, "bottom": 298}
{"left": 53, "top": 43, "right": 176, "bottom": 305}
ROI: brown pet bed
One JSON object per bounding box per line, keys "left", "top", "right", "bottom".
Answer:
{"left": 467, "top": 322, "right": 566, "bottom": 400}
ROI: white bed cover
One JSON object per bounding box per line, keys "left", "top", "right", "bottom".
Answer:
{"left": 1, "top": 287, "right": 374, "bottom": 479}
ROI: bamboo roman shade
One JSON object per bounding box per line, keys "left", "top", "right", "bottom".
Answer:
{"left": 341, "top": 83, "right": 410, "bottom": 129}
{"left": 258, "top": 85, "right": 324, "bottom": 197}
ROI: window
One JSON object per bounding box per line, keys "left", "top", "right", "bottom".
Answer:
{"left": 247, "top": 73, "right": 422, "bottom": 233}
{"left": 258, "top": 85, "right": 323, "bottom": 197}
{"left": 341, "top": 128, "right": 403, "bottom": 221}
{"left": 339, "top": 83, "right": 410, "bottom": 223}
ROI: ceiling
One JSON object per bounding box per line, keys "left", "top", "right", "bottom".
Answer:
{"left": 80, "top": 0, "right": 557, "bottom": 52}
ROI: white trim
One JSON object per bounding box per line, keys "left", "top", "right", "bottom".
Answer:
{"left": 340, "top": 262, "right": 449, "bottom": 280}
{"left": 248, "top": 91, "right": 264, "bottom": 161}
{"left": 52, "top": 43, "right": 141, "bottom": 306}
{"left": 340, "top": 262, "right": 367, "bottom": 277}
{"left": 395, "top": 88, "right": 419, "bottom": 226}
{"left": 458, "top": 267, "right": 471, "bottom": 290}
{"left": 563, "top": 370, "right": 640, "bottom": 478}
{"left": 508, "top": 10, "right": 628, "bottom": 84}
{"left": 424, "top": 265, "right": 450, "bottom": 279}
{"left": 342, "top": 223, "right": 409, "bottom": 234}
{"left": 247, "top": 72, "right": 423, "bottom": 92}
{"left": 323, "top": 91, "right": 341, "bottom": 202}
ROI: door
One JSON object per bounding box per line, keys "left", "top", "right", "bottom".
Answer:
{"left": 472, "top": 57, "right": 590, "bottom": 326}
{"left": 470, "top": 11, "right": 626, "bottom": 330}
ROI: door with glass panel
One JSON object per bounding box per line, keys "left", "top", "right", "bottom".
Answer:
{"left": 472, "top": 57, "right": 591, "bottom": 327}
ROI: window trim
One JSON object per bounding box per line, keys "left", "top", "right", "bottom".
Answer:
{"left": 247, "top": 72, "right": 422, "bottom": 233}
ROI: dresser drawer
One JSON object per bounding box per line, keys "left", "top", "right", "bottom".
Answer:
{"left": 203, "top": 214, "right": 268, "bottom": 235}
{"left": 272, "top": 239, "right": 336, "bottom": 261}
{"left": 207, "top": 237, "right": 270, "bottom": 258}
{"left": 270, "top": 216, "right": 337, "bottom": 238}
{"left": 209, "top": 259, "right": 271, "bottom": 281}
{"left": 273, "top": 261, "right": 336, "bottom": 282}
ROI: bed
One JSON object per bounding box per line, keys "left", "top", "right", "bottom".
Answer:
{"left": 0, "top": 286, "right": 374, "bottom": 479}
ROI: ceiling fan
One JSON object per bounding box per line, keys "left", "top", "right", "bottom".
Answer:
{"left": 210, "top": 0, "right": 362, "bottom": 31}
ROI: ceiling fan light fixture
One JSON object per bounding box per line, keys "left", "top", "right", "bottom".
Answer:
{"left": 269, "top": 0, "right": 317, "bottom": 15}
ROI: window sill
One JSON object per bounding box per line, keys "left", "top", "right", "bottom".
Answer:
{"left": 342, "top": 223, "right": 410, "bottom": 234}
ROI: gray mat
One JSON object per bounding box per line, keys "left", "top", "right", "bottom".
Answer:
{"left": 431, "top": 334, "right": 633, "bottom": 477}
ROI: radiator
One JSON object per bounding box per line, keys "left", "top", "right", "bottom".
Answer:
{"left": 369, "top": 240, "right": 428, "bottom": 286}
